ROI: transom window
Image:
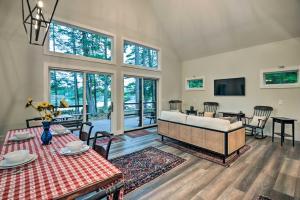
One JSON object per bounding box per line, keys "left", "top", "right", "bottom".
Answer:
{"left": 123, "top": 40, "right": 159, "bottom": 69}
{"left": 185, "top": 77, "right": 205, "bottom": 90}
{"left": 48, "top": 21, "right": 113, "bottom": 62}
{"left": 261, "top": 66, "right": 300, "bottom": 88}
{"left": 264, "top": 71, "right": 298, "bottom": 85}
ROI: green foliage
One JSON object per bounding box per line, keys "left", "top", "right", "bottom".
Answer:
{"left": 50, "top": 70, "right": 112, "bottom": 116}
{"left": 123, "top": 40, "right": 158, "bottom": 68}
{"left": 264, "top": 71, "right": 298, "bottom": 85}
{"left": 49, "top": 22, "right": 112, "bottom": 61}
{"left": 188, "top": 79, "right": 203, "bottom": 88}
{"left": 50, "top": 70, "right": 83, "bottom": 107}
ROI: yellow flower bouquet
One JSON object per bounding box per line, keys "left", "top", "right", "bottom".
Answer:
{"left": 25, "top": 97, "right": 69, "bottom": 121}
{"left": 25, "top": 98, "right": 69, "bottom": 145}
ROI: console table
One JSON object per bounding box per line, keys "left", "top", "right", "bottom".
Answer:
{"left": 272, "top": 117, "right": 296, "bottom": 146}
{"left": 219, "top": 112, "right": 245, "bottom": 121}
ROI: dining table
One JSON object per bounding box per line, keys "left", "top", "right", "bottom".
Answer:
{"left": 0, "top": 125, "right": 124, "bottom": 200}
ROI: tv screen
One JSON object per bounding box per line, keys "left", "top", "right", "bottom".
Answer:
{"left": 214, "top": 77, "right": 245, "bottom": 96}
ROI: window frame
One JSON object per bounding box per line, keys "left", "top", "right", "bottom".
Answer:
{"left": 44, "top": 18, "right": 116, "bottom": 65}
{"left": 185, "top": 76, "right": 205, "bottom": 91}
{"left": 260, "top": 66, "right": 300, "bottom": 89}
{"left": 121, "top": 37, "right": 161, "bottom": 71}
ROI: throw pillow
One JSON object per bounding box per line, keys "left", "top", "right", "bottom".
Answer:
{"left": 250, "top": 116, "right": 266, "bottom": 127}
{"left": 204, "top": 112, "right": 214, "bottom": 118}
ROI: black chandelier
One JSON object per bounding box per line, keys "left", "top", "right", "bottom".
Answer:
{"left": 22, "top": 0, "right": 59, "bottom": 46}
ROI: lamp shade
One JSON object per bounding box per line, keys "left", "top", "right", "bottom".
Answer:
{"left": 22, "top": 0, "right": 59, "bottom": 46}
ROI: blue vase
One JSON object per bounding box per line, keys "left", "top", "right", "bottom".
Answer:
{"left": 41, "top": 121, "right": 52, "bottom": 145}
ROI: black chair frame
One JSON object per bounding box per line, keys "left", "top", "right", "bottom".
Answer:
{"left": 79, "top": 122, "right": 94, "bottom": 145}
{"left": 84, "top": 182, "right": 124, "bottom": 200}
{"left": 26, "top": 117, "right": 43, "bottom": 128}
{"left": 52, "top": 119, "right": 83, "bottom": 132}
{"left": 92, "top": 131, "right": 113, "bottom": 160}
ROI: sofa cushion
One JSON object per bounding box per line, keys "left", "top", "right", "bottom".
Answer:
{"left": 186, "top": 115, "right": 232, "bottom": 132}
{"left": 160, "top": 111, "right": 187, "bottom": 124}
{"left": 229, "top": 121, "right": 243, "bottom": 131}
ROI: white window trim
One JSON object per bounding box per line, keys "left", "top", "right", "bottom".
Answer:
{"left": 121, "top": 37, "right": 162, "bottom": 72}
{"left": 185, "top": 76, "right": 205, "bottom": 91}
{"left": 43, "top": 62, "right": 118, "bottom": 133}
{"left": 260, "top": 66, "right": 300, "bottom": 89}
{"left": 44, "top": 17, "right": 117, "bottom": 65}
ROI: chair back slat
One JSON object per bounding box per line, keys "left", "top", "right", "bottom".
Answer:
{"left": 203, "top": 102, "right": 219, "bottom": 113}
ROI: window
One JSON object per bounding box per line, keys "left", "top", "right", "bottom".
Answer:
{"left": 123, "top": 40, "right": 159, "bottom": 69}
{"left": 185, "top": 77, "right": 205, "bottom": 90}
{"left": 261, "top": 66, "right": 300, "bottom": 88}
{"left": 50, "top": 69, "right": 84, "bottom": 108}
{"left": 48, "top": 21, "right": 113, "bottom": 62}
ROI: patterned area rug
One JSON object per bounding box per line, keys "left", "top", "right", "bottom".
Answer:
{"left": 156, "top": 138, "right": 250, "bottom": 167}
{"left": 96, "top": 136, "right": 124, "bottom": 146}
{"left": 125, "top": 129, "right": 152, "bottom": 138}
{"left": 110, "top": 146, "right": 186, "bottom": 194}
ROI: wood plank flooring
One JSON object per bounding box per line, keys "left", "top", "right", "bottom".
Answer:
{"left": 108, "top": 129, "right": 300, "bottom": 200}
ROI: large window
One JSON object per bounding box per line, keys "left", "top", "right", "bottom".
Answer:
{"left": 50, "top": 70, "right": 83, "bottom": 108}
{"left": 261, "top": 66, "right": 300, "bottom": 88}
{"left": 123, "top": 40, "right": 159, "bottom": 69}
{"left": 48, "top": 21, "right": 113, "bottom": 62}
{"left": 49, "top": 69, "right": 113, "bottom": 132}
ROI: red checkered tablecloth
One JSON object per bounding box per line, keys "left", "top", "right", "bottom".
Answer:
{"left": 0, "top": 125, "right": 123, "bottom": 200}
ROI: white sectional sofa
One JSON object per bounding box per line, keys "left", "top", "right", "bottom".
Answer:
{"left": 158, "top": 111, "right": 246, "bottom": 162}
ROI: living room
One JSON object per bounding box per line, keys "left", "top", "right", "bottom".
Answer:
{"left": 0, "top": 0, "right": 300, "bottom": 200}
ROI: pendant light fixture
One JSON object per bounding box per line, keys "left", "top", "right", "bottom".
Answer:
{"left": 22, "top": 0, "right": 59, "bottom": 46}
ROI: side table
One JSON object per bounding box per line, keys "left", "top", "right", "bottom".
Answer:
{"left": 272, "top": 117, "right": 296, "bottom": 146}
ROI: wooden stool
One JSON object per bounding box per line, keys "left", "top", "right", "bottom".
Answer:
{"left": 272, "top": 117, "right": 296, "bottom": 146}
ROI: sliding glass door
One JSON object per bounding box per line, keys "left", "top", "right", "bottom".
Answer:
{"left": 143, "top": 79, "right": 157, "bottom": 126}
{"left": 50, "top": 70, "right": 84, "bottom": 115}
{"left": 86, "top": 73, "right": 112, "bottom": 132}
{"left": 123, "top": 76, "right": 157, "bottom": 131}
{"left": 49, "top": 69, "right": 113, "bottom": 133}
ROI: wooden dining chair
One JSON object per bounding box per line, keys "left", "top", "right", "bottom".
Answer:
{"left": 243, "top": 106, "right": 273, "bottom": 139}
{"left": 92, "top": 131, "right": 113, "bottom": 160}
{"left": 84, "top": 182, "right": 124, "bottom": 200}
{"left": 78, "top": 122, "right": 94, "bottom": 145}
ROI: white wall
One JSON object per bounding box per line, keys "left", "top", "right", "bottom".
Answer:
{"left": 0, "top": 0, "right": 182, "bottom": 137}
{"left": 182, "top": 38, "right": 300, "bottom": 140}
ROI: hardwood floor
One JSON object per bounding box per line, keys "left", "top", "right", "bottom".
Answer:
{"left": 108, "top": 128, "right": 300, "bottom": 200}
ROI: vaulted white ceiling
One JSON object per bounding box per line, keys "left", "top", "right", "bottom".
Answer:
{"left": 150, "top": 0, "right": 300, "bottom": 61}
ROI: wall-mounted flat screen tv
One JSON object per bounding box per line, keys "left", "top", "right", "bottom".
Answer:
{"left": 214, "top": 77, "right": 245, "bottom": 96}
